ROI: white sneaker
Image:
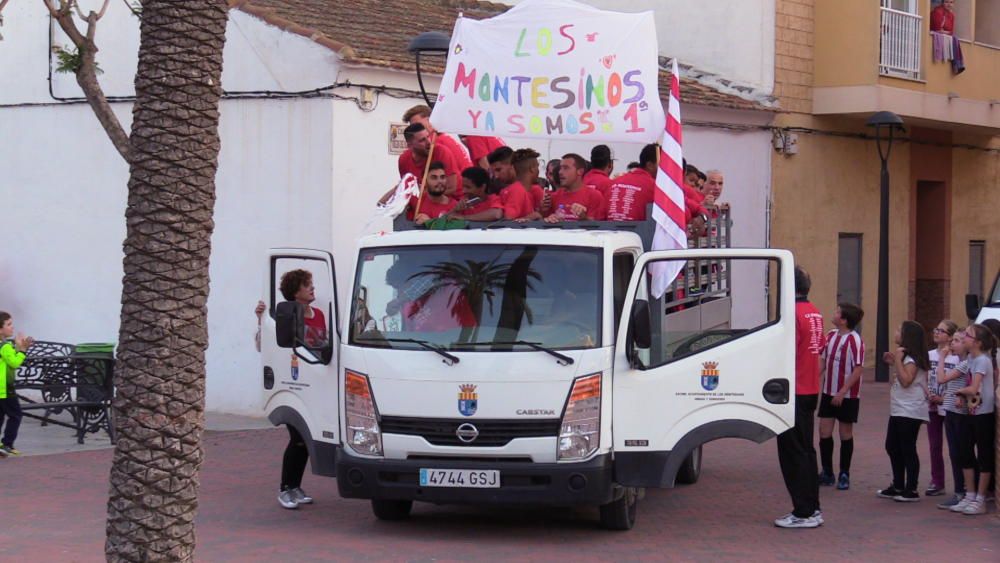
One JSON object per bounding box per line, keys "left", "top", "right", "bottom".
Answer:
{"left": 290, "top": 487, "right": 313, "bottom": 504}
{"left": 774, "top": 513, "right": 821, "bottom": 528}
{"left": 278, "top": 489, "right": 300, "bottom": 509}
{"left": 813, "top": 510, "right": 824, "bottom": 525}
{"left": 962, "top": 498, "right": 987, "bottom": 515}
{"left": 949, "top": 495, "right": 974, "bottom": 513}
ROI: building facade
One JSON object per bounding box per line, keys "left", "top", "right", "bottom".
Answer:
{"left": 771, "top": 0, "right": 999, "bottom": 350}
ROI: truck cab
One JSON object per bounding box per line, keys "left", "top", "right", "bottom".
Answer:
{"left": 260, "top": 216, "right": 795, "bottom": 529}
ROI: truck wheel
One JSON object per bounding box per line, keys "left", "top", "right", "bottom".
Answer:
{"left": 675, "top": 445, "right": 703, "bottom": 485}
{"left": 371, "top": 499, "right": 413, "bottom": 521}
{"left": 599, "top": 486, "right": 638, "bottom": 530}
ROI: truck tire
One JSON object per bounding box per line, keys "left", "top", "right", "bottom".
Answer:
{"left": 599, "top": 486, "right": 638, "bottom": 530}
{"left": 675, "top": 445, "right": 703, "bottom": 485}
{"left": 371, "top": 499, "right": 413, "bottom": 520}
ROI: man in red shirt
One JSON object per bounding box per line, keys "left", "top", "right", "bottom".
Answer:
{"left": 544, "top": 154, "right": 606, "bottom": 222}
{"left": 606, "top": 144, "right": 658, "bottom": 221}
{"left": 487, "top": 146, "right": 517, "bottom": 188}
{"left": 403, "top": 105, "right": 475, "bottom": 171}
{"left": 774, "top": 266, "right": 824, "bottom": 528}
{"left": 583, "top": 144, "right": 614, "bottom": 200}
{"left": 412, "top": 162, "right": 457, "bottom": 225}
{"left": 447, "top": 167, "right": 503, "bottom": 222}
{"left": 501, "top": 148, "right": 546, "bottom": 221}
{"left": 396, "top": 123, "right": 462, "bottom": 197}
{"left": 463, "top": 135, "right": 507, "bottom": 169}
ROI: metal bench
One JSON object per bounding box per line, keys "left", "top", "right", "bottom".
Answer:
{"left": 15, "top": 341, "right": 116, "bottom": 444}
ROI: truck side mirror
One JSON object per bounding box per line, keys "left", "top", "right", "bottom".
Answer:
{"left": 630, "top": 299, "right": 651, "bottom": 350}
{"left": 275, "top": 301, "right": 303, "bottom": 348}
{"left": 965, "top": 294, "right": 981, "bottom": 321}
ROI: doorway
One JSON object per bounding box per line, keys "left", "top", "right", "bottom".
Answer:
{"left": 913, "top": 181, "right": 948, "bottom": 333}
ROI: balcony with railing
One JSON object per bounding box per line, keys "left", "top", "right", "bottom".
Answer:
{"left": 879, "top": 6, "right": 923, "bottom": 79}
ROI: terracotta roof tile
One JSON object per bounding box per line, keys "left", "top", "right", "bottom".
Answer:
{"left": 236, "top": 0, "right": 771, "bottom": 111}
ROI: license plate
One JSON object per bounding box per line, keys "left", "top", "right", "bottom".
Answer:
{"left": 419, "top": 468, "right": 500, "bottom": 488}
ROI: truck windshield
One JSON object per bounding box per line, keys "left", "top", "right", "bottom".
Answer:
{"left": 350, "top": 245, "right": 602, "bottom": 351}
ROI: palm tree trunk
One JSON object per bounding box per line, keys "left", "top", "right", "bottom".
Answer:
{"left": 105, "top": 1, "right": 228, "bottom": 561}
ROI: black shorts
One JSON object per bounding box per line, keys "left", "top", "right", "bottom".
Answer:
{"left": 818, "top": 393, "right": 860, "bottom": 424}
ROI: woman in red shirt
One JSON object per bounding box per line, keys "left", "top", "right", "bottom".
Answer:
{"left": 930, "top": 0, "right": 955, "bottom": 34}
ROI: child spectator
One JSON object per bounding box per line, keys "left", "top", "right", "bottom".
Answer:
{"left": 0, "top": 311, "right": 34, "bottom": 457}
{"left": 935, "top": 328, "right": 975, "bottom": 509}
{"left": 818, "top": 302, "right": 865, "bottom": 490}
{"left": 925, "top": 320, "right": 959, "bottom": 496}
{"left": 944, "top": 324, "right": 996, "bottom": 515}
{"left": 876, "top": 320, "right": 930, "bottom": 502}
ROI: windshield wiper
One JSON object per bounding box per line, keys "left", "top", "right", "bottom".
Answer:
{"left": 364, "top": 337, "right": 460, "bottom": 366}
{"left": 457, "top": 340, "right": 574, "bottom": 366}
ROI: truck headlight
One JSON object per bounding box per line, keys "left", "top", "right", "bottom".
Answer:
{"left": 345, "top": 370, "right": 382, "bottom": 456}
{"left": 558, "top": 373, "right": 601, "bottom": 461}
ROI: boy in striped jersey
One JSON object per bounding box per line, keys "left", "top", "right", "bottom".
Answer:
{"left": 817, "top": 303, "right": 865, "bottom": 490}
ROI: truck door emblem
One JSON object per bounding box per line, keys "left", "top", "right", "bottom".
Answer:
{"left": 701, "top": 361, "right": 719, "bottom": 391}
{"left": 458, "top": 384, "right": 478, "bottom": 416}
{"left": 456, "top": 423, "right": 479, "bottom": 443}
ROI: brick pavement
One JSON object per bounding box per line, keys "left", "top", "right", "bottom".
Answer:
{"left": 3, "top": 374, "right": 998, "bottom": 562}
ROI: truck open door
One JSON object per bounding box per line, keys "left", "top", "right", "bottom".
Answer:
{"left": 261, "top": 248, "right": 341, "bottom": 476}
{"left": 612, "top": 249, "right": 795, "bottom": 488}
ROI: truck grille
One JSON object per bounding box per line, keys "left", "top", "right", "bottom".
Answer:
{"left": 380, "top": 416, "right": 561, "bottom": 447}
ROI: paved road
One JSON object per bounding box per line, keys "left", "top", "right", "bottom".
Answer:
{"left": 4, "top": 377, "right": 999, "bottom": 562}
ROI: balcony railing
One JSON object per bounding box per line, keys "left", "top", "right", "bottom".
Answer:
{"left": 880, "top": 7, "right": 922, "bottom": 80}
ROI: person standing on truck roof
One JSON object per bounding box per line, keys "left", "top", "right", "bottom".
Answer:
{"left": 394, "top": 123, "right": 462, "bottom": 198}
{"left": 402, "top": 105, "right": 474, "bottom": 172}
{"left": 544, "top": 154, "right": 606, "bottom": 222}
{"left": 774, "top": 267, "right": 824, "bottom": 528}
{"left": 605, "top": 143, "right": 658, "bottom": 221}
{"left": 412, "top": 162, "right": 457, "bottom": 225}
{"left": 446, "top": 167, "right": 503, "bottom": 222}
{"left": 583, "top": 145, "right": 614, "bottom": 200}
{"left": 462, "top": 134, "right": 507, "bottom": 170}
{"left": 487, "top": 146, "right": 516, "bottom": 192}
{"left": 818, "top": 302, "right": 865, "bottom": 491}
{"left": 506, "top": 149, "right": 546, "bottom": 221}
{"left": 255, "top": 269, "right": 327, "bottom": 509}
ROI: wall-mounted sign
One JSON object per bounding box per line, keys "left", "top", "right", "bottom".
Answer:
{"left": 389, "top": 123, "right": 408, "bottom": 154}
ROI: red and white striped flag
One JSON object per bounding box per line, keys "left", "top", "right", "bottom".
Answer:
{"left": 650, "top": 59, "right": 688, "bottom": 299}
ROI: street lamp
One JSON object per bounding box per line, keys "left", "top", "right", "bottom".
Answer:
{"left": 866, "top": 111, "right": 905, "bottom": 383}
{"left": 407, "top": 31, "right": 450, "bottom": 108}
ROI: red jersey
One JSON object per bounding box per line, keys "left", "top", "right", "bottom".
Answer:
{"left": 409, "top": 196, "right": 456, "bottom": 220}
{"left": 500, "top": 182, "right": 535, "bottom": 219}
{"left": 463, "top": 135, "right": 505, "bottom": 163}
{"left": 551, "top": 187, "right": 606, "bottom": 220}
{"left": 398, "top": 147, "right": 461, "bottom": 185}
{"left": 583, "top": 169, "right": 614, "bottom": 200}
{"left": 930, "top": 5, "right": 954, "bottom": 33}
{"left": 529, "top": 184, "right": 545, "bottom": 211}
{"left": 794, "top": 300, "right": 824, "bottom": 396}
{"left": 304, "top": 307, "right": 327, "bottom": 347}
{"left": 682, "top": 182, "right": 707, "bottom": 223}
{"left": 458, "top": 194, "right": 503, "bottom": 217}
{"left": 436, "top": 133, "right": 474, "bottom": 171}
{"left": 822, "top": 329, "right": 865, "bottom": 399}
{"left": 606, "top": 168, "right": 656, "bottom": 221}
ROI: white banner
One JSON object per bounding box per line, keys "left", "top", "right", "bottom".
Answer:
{"left": 430, "top": 0, "right": 664, "bottom": 144}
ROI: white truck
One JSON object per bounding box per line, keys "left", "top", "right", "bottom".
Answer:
{"left": 967, "top": 268, "right": 1000, "bottom": 325}
{"left": 260, "top": 213, "right": 795, "bottom": 529}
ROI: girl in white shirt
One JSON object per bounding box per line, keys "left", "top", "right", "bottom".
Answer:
{"left": 877, "top": 320, "right": 930, "bottom": 502}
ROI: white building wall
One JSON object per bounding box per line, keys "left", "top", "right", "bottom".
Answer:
{"left": 501, "top": 0, "right": 776, "bottom": 93}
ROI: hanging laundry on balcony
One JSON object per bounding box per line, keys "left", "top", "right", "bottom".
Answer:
{"left": 929, "top": 1, "right": 965, "bottom": 75}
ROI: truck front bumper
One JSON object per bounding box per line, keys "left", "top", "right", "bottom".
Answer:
{"left": 336, "top": 453, "right": 616, "bottom": 506}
